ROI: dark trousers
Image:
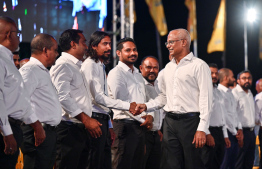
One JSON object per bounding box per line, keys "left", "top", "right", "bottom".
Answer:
{"left": 20, "top": 124, "right": 57, "bottom": 169}
{"left": 235, "top": 128, "right": 256, "bottom": 169}
{"left": 201, "top": 126, "right": 225, "bottom": 169}
{"left": 112, "top": 120, "right": 145, "bottom": 169}
{"left": 88, "top": 113, "right": 111, "bottom": 169}
{"left": 0, "top": 120, "right": 23, "bottom": 169}
{"left": 259, "top": 128, "right": 262, "bottom": 168}
{"left": 55, "top": 121, "right": 90, "bottom": 169}
{"left": 160, "top": 113, "right": 204, "bottom": 169}
{"left": 143, "top": 130, "right": 161, "bottom": 169}
{"left": 221, "top": 130, "right": 238, "bottom": 169}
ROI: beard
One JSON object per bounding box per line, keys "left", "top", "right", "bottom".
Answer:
{"left": 144, "top": 73, "right": 157, "bottom": 83}
{"left": 241, "top": 82, "right": 251, "bottom": 90}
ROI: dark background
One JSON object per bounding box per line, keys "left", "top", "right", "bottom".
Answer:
{"left": 106, "top": 0, "right": 262, "bottom": 95}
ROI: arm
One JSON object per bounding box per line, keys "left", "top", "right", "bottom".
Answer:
{"left": 81, "top": 62, "right": 130, "bottom": 111}
{"left": 255, "top": 99, "right": 262, "bottom": 125}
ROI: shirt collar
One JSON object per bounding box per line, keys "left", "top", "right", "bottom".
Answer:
{"left": 143, "top": 77, "right": 158, "bottom": 87}
{"left": 218, "top": 83, "right": 230, "bottom": 93}
{"left": 118, "top": 61, "right": 139, "bottom": 73}
{"left": 0, "top": 44, "right": 13, "bottom": 62}
{"left": 29, "top": 57, "right": 48, "bottom": 71}
{"left": 171, "top": 52, "right": 194, "bottom": 64}
{"left": 62, "top": 52, "right": 82, "bottom": 66}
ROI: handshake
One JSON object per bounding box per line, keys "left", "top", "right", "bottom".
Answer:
{"left": 129, "top": 102, "right": 153, "bottom": 130}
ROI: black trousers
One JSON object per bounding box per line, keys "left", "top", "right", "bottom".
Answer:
{"left": 235, "top": 128, "right": 255, "bottom": 169}
{"left": 221, "top": 130, "right": 238, "bottom": 169}
{"left": 143, "top": 130, "right": 161, "bottom": 169}
{"left": 0, "top": 120, "right": 23, "bottom": 169}
{"left": 55, "top": 121, "right": 90, "bottom": 169}
{"left": 200, "top": 126, "right": 225, "bottom": 169}
{"left": 161, "top": 113, "right": 204, "bottom": 169}
{"left": 112, "top": 120, "right": 145, "bottom": 169}
{"left": 20, "top": 124, "right": 57, "bottom": 169}
{"left": 88, "top": 113, "right": 111, "bottom": 169}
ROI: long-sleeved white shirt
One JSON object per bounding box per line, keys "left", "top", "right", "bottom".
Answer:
{"left": 0, "top": 45, "right": 38, "bottom": 136}
{"left": 144, "top": 78, "right": 163, "bottom": 131}
{"left": 107, "top": 61, "right": 153, "bottom": 121}
{"left": 50, "top": 52, "right": 92, "bottom": 123}
{"left": 81, "top": 57, "right": 130, "bottom": 113}
{"left": 232, "top": 84, "right": 255, "bottom": 128}
{"left": 217, "top": 84, "right": 242, "bottom": 135}
{"left": 207, "top": 86, "right": 228, "bottom": 138}
{"left": 145, "top": 52, "right": 213, "bottom": 132}
{"left": 255, "top": 92, "right": 262, "bottom": 125}
{"left": 19, "top": 57, "right": 62, "bottom": 126}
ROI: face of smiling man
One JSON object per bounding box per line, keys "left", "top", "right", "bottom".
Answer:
{"left": 140, "top": 57, "right": 159, "bottom": 84}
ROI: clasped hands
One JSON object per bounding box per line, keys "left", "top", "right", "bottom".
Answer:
{"left": 129, "top": 102, "right": 152, "bottom": 130}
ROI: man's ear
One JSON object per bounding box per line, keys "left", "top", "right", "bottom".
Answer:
{"left": 116, "top": 50, "right": 121, "bottom": 57}
{"left": 70, "top": 41, "right": 76, "bottom": 49}
{"left": 139, "top": 65, "right": 142, "bottom": 72}
{"left": 237, "top": 79, "right": 240, "bottom": 84}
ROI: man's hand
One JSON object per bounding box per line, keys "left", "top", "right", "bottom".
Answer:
{"left": 3, "top": 134, "right": 17, "bottom": 155}
{"left": 30, "top": 120, "right": 46, "bottom": 146}
{"left": 129, "top": 102, "right": 137, "bottom": 114}
{"left": 109, "top": 128, "right": 115, "bottom": 146}
{"left": 192, "top": 131, "right": 206, "bottom": 148}
{"left": 158, "top": 130, "right": 163, "bottom": 142}
{"left": 236, "top": 129, "right": 243, "bottom": 141}
{"left": 238, "top": 139, "right": 244, "bottom": 148}
{"left": 133, "top": 104, "right": 147, "bottom": 116}
{"left": 224, "top": 138, "right": 231, "bottom": 148}
{"left": 206, "top": 134, "right": 215, "bottom": 148}
{"left": 140, "top": 115, "right": 153, "bottom": 130}
{"left": 76, "top": 113, "right": 102, "bottom": 138}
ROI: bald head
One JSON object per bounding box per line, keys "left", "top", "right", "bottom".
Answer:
{"left": 140, "top": 56, "right": 159, "bottom": 84}
{"left": 218, "top": 68, "right": 236, "bottom": 87}
{"left": 169, "top": 29, "right": 191, "bottom": 49}
{"left": 0, "top": 16, "right": 19, "bottom": 52}
{"left": 31, "top": 33, "right": 56, "bottom": 54}
{"left": 256, "top": 79, "right": 262, "bottom": 93}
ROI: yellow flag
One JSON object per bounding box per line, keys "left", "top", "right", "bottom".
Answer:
{"left": 207, "top": 0, "right": 226, "bottom": 53}
{"left": 259, "top": 14, "right": 262, "bottom": 60}
{"left": 145, "top": 0, "right": 168, "bottom": 36}
{"left": 185, "top": 0, "right": 197, "bottom": 41}
{"left": 125, "top": 0, "right": 137, "bottom": 23}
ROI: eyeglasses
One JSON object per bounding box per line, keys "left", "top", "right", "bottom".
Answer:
{"left": 10, "top": 31, "right": 21, "bottom": 37}
{"left": 165, "top": 39, "right": 183, "bottom": 46}
{"left": 240, "top": 77, "right": 252, "bottom": 80}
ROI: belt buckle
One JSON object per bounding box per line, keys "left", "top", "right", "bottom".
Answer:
{"left": 250, "top": 128, "right": 254, "bottom": 131}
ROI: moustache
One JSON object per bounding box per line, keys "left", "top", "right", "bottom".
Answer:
{"left": 104, "top": 50, "right": 111, "bottom": 54}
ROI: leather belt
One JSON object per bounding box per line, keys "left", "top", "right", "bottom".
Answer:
{"left": 92, "top": 112, "right": 109, "bottom": 120}
{"left": 8, "top": 117, "right": 23, "bottom": 126}
{"left": 114, "top": 119, "right": 140, "bottom": 125}
{"left": 242, "top": 127, "right": 254, "bottom": 131}
{"left": 147, "top": 130, "right": 158, "bottom": 135}
{"left": 60, "top": 121, "right": 85, "bottom": 129}
{"left": 166, "top": 112, "right": 200, "bottom": 120}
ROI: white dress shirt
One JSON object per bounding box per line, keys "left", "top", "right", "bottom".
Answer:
{"left": 144, "top": 78, "right": 163, "bottom": 131}
{"left": 255, "top": 92, "right": 262, "bottom": 125}
{"left": 107, "top": 61, "right": 153, "bottom": 121}
{"left": 50, "top": 52, "right": 92, "bottom": 123}
{"left": 19, "top": 57, "right": 62, "bottom": 126}
{"left": 232, "top": 84, "right": 255, "bottom": 128}
{"left": 145, "top": 52, "right": 213, "bottom": 132}
{"left": 207, "top": 86, "right": 228, "bottom": 138}
{"left": 0, "top": 45, "right": 38, "bottom": 136}
{"left": 81, "top": 58, "right": 130, "bottom": 113}
{"left": 217, "top": 84, "right": 242, "bottom": 135}
{"left": 157, "top": 68, "right": 165, "bottom": 93}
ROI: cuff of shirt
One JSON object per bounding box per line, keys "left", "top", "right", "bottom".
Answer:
{"left": 206, "top": 129, "right": 210, "bottom": 135}
{"left": 108, "top": 118, "right": 113, "bottom": 128}
{"left": 1, "top": 124, "right": 13, "bottom": 136}
{"left": 71, "top": 108, "right": 83, "bottom": 118}
{"left": 23, "top": 113, "right": 38, "bottom": 124}
{"left": 122, "top": 102, "right": 131, "bottom": 111}
{"left": 197, "top": 120, "right": 208, "bottom": 133}
{"left": 238, "top": 123, "right": 242, "bottom": 130}
{"left": 222, "top": 126, "right": 228, "bottom": 138}
{"left": 145, "top": 102, "right": 155, "bottom": 112}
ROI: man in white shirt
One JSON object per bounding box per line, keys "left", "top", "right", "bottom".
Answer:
{"left": 19, "top": 34, "right": 62, "bottom": 169}
{"left": 12, "top": 51, "right": 20, "bottom": 69}
{"left": 232, "top": 70, "right": 256, "bottom": 169}
{"left": 255, "top": 78, "right": 262, "bottom": 168}
{"left": 0, "top": 16, "right": 45, "bottom": 168}
{"left": 81, "top": 31, "right": 136, "bottom": 169}
{"left": 50, "top": 29, "right": 101, "bottom": 169}
{"left": 107, "top": 37, "right": 154, "bottom": 169}
{"left": 135, "top": 29, "right": 213, "bottom": 168}
{"left": 139, "top": 56, "right": 163, "bottom": 169}
{"left": 218, "top": 68, "right": 244, "bottom": 169}
{"left": 201, "top": 63, "right": 231, "bottom": 169}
